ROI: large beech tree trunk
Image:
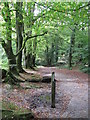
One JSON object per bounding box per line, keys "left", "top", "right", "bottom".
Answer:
{"left": 16, "top": 2, "right": 24, "bottom": 72}
{"left": 1, "top": 3, "right": 20, "bottom": 85}
{"left": 24, "top": 2, "right": 36, "bottom": 69}
{"left": 2, "top": 41, "right": 18, "bottom": 74}
{"left": 1, "top": 3, "right": 19, "bottom": 85}
{"left": 1, "top": 3, "right": 18, "bottom": 75}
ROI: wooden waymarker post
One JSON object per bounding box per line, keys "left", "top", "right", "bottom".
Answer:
{"left": 51, "top": 72, "right": 56, "bottom": 108}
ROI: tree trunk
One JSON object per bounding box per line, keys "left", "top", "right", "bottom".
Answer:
{"left": 32, "top": 55, "right": 36, "bottom": 67}
{"left": 55, "top": 49, "right": 58, "bottom": 63}
{"left": 2, "top": 42, "right": 18, "bottom": 74}
{"left": 32, "top": 38, "right": 37, "bottom": 67}
{"left": 55, "top": 43, "right": 58, "bottom": 63}
{"left": 26, "top": 53, "right": 30, "bottom": 69}
{"left": 25, "top": 43, "right": 33, "bottom": 69}
{"left": 24, "top": 47, "right": 27, "bottom": 68}
{"left": 51, "top": 42, "right": 54, "bottom": 64}
{"left": 1, "top": 3, "right": 18, "bottom": 74}
{"left": 24, "top": 2, "right": 35, "bottom": 69}
{"left": 16, "top": 2, "right": 23, "bottom": 72}
{"left": 88, "top": 1, "right": 90, "bottom": 74}
{"left": 46, "top": 45, "right": 49, "bottom": 65}
{"left": 69, "top": 45, "right": 72, "bottom": 68}
{"left": 69, "top": 28, "right": 75, "bottom": 68}
{"left": 1, "top": 3, "right": 25, "bottom": 85}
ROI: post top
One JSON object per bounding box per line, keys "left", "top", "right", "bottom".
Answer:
{"left": 52, "top": 72, "right": 55, "bottom": 74}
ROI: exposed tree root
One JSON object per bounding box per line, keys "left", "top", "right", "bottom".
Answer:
{"left": 3, "top": 71, "right": 24, "bottom": 85}
{"left": 1, "top": 69, "right": 7, "bottom": 79}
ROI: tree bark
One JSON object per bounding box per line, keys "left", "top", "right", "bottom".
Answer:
{"left": 2, "top": 3, "right": 18, "bottom": 74}
{"left": 55, "top": 41, "right": 59, "bottom": 63}
{"left": 32, "top": 38, "right": 37, "bottom": 67}
{"left": 16, "top": 2, "right": 24, "bottom": 72}
{"left": 2, "top": 42, "right": 17, "bottom": 74}
{"left": 46, "top": 45, "right": 49, "bottom": 65}
{"left": 51, "top": 42, "right": 54, "bottom": 64}
{"left": 26, "top": 53, "right": 30, "bottom": 69}
{"left": 24, "top": 2, "right": 36, "bottom": 69}
{"left": 69, "top": 28, "right": 75, "bottom": 68}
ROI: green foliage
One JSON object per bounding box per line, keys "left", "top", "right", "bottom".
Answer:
{"left": 72, "top": 29, "right": 88, "bottom": 66}
{"left": 0, "top": 45, "right": 8, "bottom": 70}
{"left": 0, "top": 2, "right": 89, "bottom": 72}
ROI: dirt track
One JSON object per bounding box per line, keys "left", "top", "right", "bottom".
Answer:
{"left": 36, "top": 67, "right": 88, "bottom": 118}
{"left": 2, "top": 67, "right": 88, "bottom": 118}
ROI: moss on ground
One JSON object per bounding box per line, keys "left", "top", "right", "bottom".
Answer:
{"left": 22, "top": 82, "right": 42, "bottom": 89}
{"left": 40, "top": 95, "right": 50, "bottom": 101}
{"left": 1, "top": 100, "right": 34, "bottom": 120}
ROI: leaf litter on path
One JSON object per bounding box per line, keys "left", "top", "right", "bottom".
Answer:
{"left": 2, "top": 67, "right": 88, "bottom": 118}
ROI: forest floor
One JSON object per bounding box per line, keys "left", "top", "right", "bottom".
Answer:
{"left": 1, "top": 66, "right": 88, "bottom": 118}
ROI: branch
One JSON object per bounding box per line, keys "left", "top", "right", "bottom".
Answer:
{"left": 74, "top": 2, "right": 90, "bottom": 11}
{"left": 0, "top": 37, "right": 6, "bottom": 46}
{"left": 15, "top": 31, "right": 47, "bottom": 57}
{"left": 11, "top": 29, "right": 16, "bottom": 33}
{"left": 0, "top": 37, "right": 7, "bottom": 52}
{"left": 68, "top": 26, "right": 73, "bottom": 31}
{"left": 35, "top": 2, "right": 90, "bottom": 15}
{"left": 35, "top": 2, "right": 71, "bottom": 15}
{"left": 32, "top": 12, "right": 46, "bottom": 23}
